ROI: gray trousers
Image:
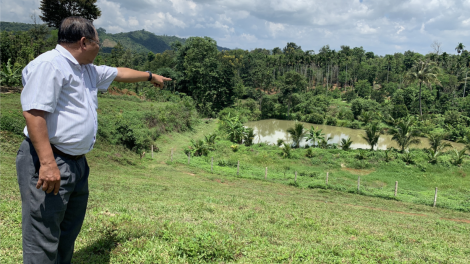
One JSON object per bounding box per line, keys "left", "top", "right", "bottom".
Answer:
{"left": 16, "top": 139, "right": 89, "bottom": 264}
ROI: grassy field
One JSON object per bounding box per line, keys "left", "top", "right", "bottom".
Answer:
{"left": 180, "top": 136, "right": 470, "bottom": 212}
{"left": 1, "top": 94, "right": 470, "bottom": 263}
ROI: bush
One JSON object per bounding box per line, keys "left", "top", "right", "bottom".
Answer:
{"left": 351, "top": 98, "right": 380, "bottom": 119}
{"left": 391, "top": 104, "right": 409, "bottom": 119}
{"left": 326, "top": 116, "right": 337, "bottom": 126}
{"left": 349, "top": 120, "right": 362, "bottom": 129}
{"left": 304, "top": 113, "right": 324, "bottom": 124}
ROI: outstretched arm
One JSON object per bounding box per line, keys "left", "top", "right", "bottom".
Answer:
{"left": 115, "top": 68, "right": 172, "bottom": 88}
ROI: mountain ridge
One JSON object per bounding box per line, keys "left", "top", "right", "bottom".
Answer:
{"left": 0, "top": 21, "right": 230, "bottom": 54}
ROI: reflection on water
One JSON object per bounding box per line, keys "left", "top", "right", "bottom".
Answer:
{"left": 245, "top": 119, "right": 465, "bottom": 150}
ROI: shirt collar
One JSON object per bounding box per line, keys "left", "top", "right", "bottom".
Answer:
{"left": 55, "top": 44, "right": 80, "bottom": 66}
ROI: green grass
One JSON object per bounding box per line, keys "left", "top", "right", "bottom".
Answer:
{"left": 1, "top": 93, "right": 470, "bottom": 263}
{"left": 180, "top": 138, "right": 470, "bottom": 212}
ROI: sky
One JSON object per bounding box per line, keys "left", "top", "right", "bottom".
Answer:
{"left": 1, "top": 0, "right": 469, "bottom": 55}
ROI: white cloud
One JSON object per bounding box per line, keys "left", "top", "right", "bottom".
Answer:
{"left": 266, "top": 21, "right": 285, "bottom": 37}
{"left": 1, "top": 0, "right": 470, "bottom": 55}
{"left": 240, "top": 33, "right": 257, "bottom": 42}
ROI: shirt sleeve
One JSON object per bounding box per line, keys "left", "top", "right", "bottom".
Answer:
{"left": 94, "top": 65, "right": 118, "bottom": 92}
{"left": 21, "top": 61, "right": 64, "bottom": 113}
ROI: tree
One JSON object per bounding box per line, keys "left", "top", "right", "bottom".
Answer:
{"left": 287, "top": 122, "right": 306, "bottom": 148}
{"left": 305, "top": 126, "right": 325, "bottom": 148}
{"left": 175, "top": 37, "right": 235, "bottom": 116}
{"left": 388, "top": 117, "right": 421, "bottom": 152}
{"left": 362, "top": 122, "right": 383, "bottom": 151}
{"left": 425, "top": 133, "right": 451, "bottom": 164}
{"left": 405, "top": 59, "right": 441, "bottom": 117}
{"left": 280, "top": 71, "right": 307, "bottom": 118}
{"left": 340, "top": 137, "right": 353, "bottom": 151}
{"left": 40, "top": 0, "right": 102, "bottom": 28}
{"left": 455, "top": 43, "right": 465, "bottom": 55}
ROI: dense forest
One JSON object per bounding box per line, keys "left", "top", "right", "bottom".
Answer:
{"left": 1, "top": 22, "right": 469, "bottom": 145}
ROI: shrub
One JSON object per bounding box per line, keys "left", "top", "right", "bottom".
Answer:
{"left": 391, "top": 104, "right": 409, "bottom": 119}
{"left": 349, "top": 120, "right": 362, "bottom": 129}
{"left": 304, "top": 113, "right": 324, "bottom": 124}
{"left": 306, "top": 147, "right": 314, "bottom": 158}
{"left": 326, "top": 116, "right": 337, "bottom": 126}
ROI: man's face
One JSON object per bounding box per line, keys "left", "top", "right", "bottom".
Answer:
{"left": 85, "top": 30, "right": 100, "bottom": 64}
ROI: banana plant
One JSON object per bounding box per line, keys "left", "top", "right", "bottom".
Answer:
{"left": 0, "top": 59, "right": 22, "bottom": 87}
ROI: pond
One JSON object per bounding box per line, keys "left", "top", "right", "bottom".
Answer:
{"left": 245, "top": 119, "right": 465, "bottom": 150}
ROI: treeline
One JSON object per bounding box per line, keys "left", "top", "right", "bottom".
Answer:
{"left": 1, "top": 25, "right": 470, "bottom": 143}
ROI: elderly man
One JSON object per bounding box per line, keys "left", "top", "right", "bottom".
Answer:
{"left": 16, "top": 16, "right": 171, "bottom": 263}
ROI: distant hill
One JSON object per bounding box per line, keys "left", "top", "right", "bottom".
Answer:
{"left": 0, "top": 21, "right": 230, "bottom": 54}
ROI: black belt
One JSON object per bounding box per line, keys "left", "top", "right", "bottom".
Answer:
{"left": 25, "top": 138, "right": 85, "bottom": 160}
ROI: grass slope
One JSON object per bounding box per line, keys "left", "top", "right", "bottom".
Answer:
{"left": 1, "top": 95, "right": 470, "bottom": 263}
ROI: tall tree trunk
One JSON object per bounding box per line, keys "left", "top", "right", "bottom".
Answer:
{"left": 345, "top": 64, "right": 348, "bottom": 90}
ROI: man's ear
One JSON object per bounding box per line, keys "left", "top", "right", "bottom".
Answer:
{"left": 79, "top": 37, "right": 87, "bottom": 49}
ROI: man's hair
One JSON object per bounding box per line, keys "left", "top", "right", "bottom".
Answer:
{"left": 57, "top": 17, "right": 96, "bottom": 44}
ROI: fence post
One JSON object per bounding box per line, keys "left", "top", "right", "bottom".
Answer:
{"left": 265, "top": 167, "right": 267, "bottom": 180}
{"left": 433, "top": 187, "right": 438, "bottom": 207}
{"left": 357, "top": 176, "right": 360, "bottom": 191}
{"left": 326, "top": 172, "right": 329, "bottom": 185}
{"left": 151, "top": 145, "right": 153, "bottom": 158}
{"left": 295, "top": 171, "right": 297, "bottom": 182}
{"left": 211, "top": 157, "right": 213, "bottom": 172}
{"left": 187, "top": 153, "right": 190, "bottom": 165}
{"left": 237, "top": 160, "right": 240, "bottom": 176}
{"left": 395, "top": 181, "right": 398, "bottom": 197}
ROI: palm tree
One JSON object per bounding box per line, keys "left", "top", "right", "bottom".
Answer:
{"left": 340, "top": 137, "right": 353, "bottom": 151}
{"left": 281, "top": 142, "right": 292, "bottom": 158}
{"left": 457, "top": 131, "right": 470, "bottom": 153}
{"left": 305, "top": 126, "right": 325, "bottom": 148}
{"left": 358, "top": 111, "right": 376, "bottom": 125}
{"left": 425, "top": 133, "right": 451, "bottom": 164}
{"left": 362, "top": 122, "right": 383, "bottom": 151}
{"left": 388, "top": 117, "right": 421, "bottom": 152}
{"left": 405, "top": 59, "right": 441, "bottom": 117}
{"left": 243, "top": 128, "right": 256, "bottom": 147}
{"left": 287, "top": 122, "right": 306, "bottom": 148}
{"left": 455, "top": 43, "right": 465, "bottom": 55}
{"left": 451, "top": 148, "right": 467, "bottom": 166}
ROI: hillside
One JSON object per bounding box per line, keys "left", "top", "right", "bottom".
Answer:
{"left": 0, "top": 21, "right": 230, "bottom": 54}
{"left": 1, "top": 93, "right": 470, "bottom": 263}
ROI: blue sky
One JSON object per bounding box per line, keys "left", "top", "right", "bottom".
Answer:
{"left": 1, "top": 0, "right": 469, "bottom": 55}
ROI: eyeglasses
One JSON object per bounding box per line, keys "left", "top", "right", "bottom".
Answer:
{"left": 87, "top": 38, "right": 102, "bottom": 49}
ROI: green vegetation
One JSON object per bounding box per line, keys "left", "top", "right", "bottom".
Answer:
{"left": 2, "top": 93, "right": 470, "bottom": 263}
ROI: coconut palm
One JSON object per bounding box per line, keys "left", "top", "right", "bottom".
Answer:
{"left": 318, "top": 136, "right": 333, "bottom": 149}
{"left": 457, "top": 131, "right": 470, "bottom": 153}
{"left": 287, "top": 122, "right": 306, "bottom": 148}
{"left": 340, "top": 137, "right": 353, "bottom": 151}
{"left": 451, "top": 148, "right": 467, "bottom": 166}
{"left": 455, "top": 43, "right": 465, "bottom": 55}
{"left": 243, "top": 128, "right": 256, "bottom": 147}
{"left": 281, "top": 142, "right": 292, "bottom": 158}
{"left": 405, "top": 59, "right": 441, "bottom": 117}
{"left": 305, "top": 126, "right": 325, "bottom": 148}
{"left": 388, "top": 117, "right": 421, "bottom": 152}
{"left": 362, "top": 122, "right": 383, "bottom": 151}
{"left": 358, "top": 111, "right": 376, "bottom": 125}
{"left": 425, "top": 132, "right": 451, "bottom": 164}
{"left": 427, "top": 133, "right": 452, "bottom": 153}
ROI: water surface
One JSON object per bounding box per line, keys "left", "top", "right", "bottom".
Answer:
{"left": 245, "top": 119, "right": 465, "bottom": 150}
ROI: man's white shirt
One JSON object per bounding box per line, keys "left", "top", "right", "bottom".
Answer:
{"left": 21, "top": 44, "right": 117, "bottom": 155}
